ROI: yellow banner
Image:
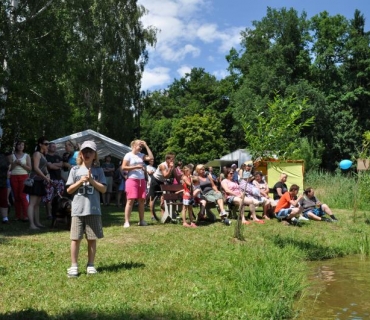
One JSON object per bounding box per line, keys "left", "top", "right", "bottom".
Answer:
{"left": 267, "top": 162, "right": 304, "bottom": 191}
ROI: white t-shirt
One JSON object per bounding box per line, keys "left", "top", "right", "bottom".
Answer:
{"left": 123, "top": 152, "right": 145, "bottom": 180}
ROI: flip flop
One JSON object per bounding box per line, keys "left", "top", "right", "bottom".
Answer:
{"left": 242, "top": 220, "right": 251, "bottom": 225}
{"left": 254, "top": 220, "right": 265, "bottom": 224}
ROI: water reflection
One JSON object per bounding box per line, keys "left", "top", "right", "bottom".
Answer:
{"left": 297, "top": 255, "right": 370, "bottom": 320}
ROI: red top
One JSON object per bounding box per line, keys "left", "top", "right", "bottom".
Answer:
{"left": 182, "top": 176, "right": 192, "bottom": 200}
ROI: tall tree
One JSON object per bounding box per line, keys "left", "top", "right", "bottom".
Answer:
{"left": 141, "top": 68, "right": 236, "bottom": 161}
{"left": 228, "top": 7, "right": 312, "bottom": 144}
{"left": 0, "top": 0, "right": 157, "bottom": 148}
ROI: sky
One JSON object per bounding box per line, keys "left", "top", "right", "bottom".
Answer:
{"left": 137, "top": 0, "right": 370, "bottom": 92}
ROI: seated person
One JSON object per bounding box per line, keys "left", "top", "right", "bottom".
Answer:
{"left": 222, "top": 168, "right": 264, "bottom": 224}
{"left": 253, "top": 171, "right": 276, "bottom": 220}
{"left": 195, "top": 164, "right": 229, "bottom": 223}
{"left": 273, "top": 173, "right": 288, "bottom": 200}
{"left": 274, "top": 184, "right": 303, "bottom": 226}
{"left": 299, "top": 187, "right": 338, "bottom": 222}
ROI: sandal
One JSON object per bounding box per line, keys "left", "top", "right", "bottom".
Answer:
{"left": 254, "top": 220, "right": 265, "bottom": 224}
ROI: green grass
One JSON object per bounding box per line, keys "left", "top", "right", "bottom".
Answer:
{"left": 1, "top": 189, "right": 370, "bottom": 319}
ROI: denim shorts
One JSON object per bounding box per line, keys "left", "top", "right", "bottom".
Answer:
{"left": 303, "top": 207, "right": 324, "bottom": 218}
{"left": 275, "top": 208, "right": 293, "bottom": 218}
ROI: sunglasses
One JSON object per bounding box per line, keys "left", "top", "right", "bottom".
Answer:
{"left": 228, "top": 171, "right": 234, "bottom": 174}
{"left": 43, "top": 142, "right": 50, "bottom": 146}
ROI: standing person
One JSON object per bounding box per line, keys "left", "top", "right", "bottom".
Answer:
{"left": 121, "top": 140, "right": 153, "bottom": 228}
{"left": 148, "top": 153, "right": 181, "bottom": 220}
{"left": 172, "top": 160, "right": 183, "bottom": 185}
{"left": 23, "top": 136, "right": 51, "bottom": 230}
{"left": 101, "top": 155, "right": 115, "bottom": 206}
{"left": 114, "top": 162, "right": 127, "bottom": 208}
{"left": 231, "top": 164, "right": 239, "bottom": 182}
{"left": 10, "top": 140, "right": 31, "bottom": 221}
{"left": 61, "top": 140, "right": 79, "bottom": 182}
{"left": 218, "top": 166, "right": 228, "bottom": 185}
{"left": 145, "top": 159, "right": 156, "bottom": 210}
{"left": 44, "top": 142, "right": 64, "bottom": 219}
{"left": 181, "top": 166, "right": 196, "bottom": 228}
{"left": 0, "top": 149, "right": 11, "bottom": 224}
{"left": 66, "top": 141, "right": 107, "bottom": 278}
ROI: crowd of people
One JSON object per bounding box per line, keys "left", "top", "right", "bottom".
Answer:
{"left": 0, "top": 137, "right": 339, "bottom": 277}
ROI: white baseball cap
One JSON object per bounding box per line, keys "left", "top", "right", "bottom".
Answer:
{"left": 80, "top": 141, "right": 97, "bottom": 151}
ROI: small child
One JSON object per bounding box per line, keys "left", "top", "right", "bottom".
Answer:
{"left": 66, "top": 141, "right": 107, "bottom": 278}
{"left": 181, "top": 166, "right": 196, "bottom": 228}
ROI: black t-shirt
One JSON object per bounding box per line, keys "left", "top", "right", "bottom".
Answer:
{"left": 273, "top": 181, "right": 288, "bottom": 200}
{"left": 46, "top": 154, "right": 62, "bottom": 180}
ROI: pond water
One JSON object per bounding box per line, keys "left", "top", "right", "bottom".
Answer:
{"left": 297, "top": 255, "right": 370, "bottom": 320}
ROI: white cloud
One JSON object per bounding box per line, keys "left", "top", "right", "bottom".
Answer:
{"left": 138, "top": 0, "right": 242, "bottom": 90}
{"left": 141, "top": 67, "right": 171, "bottom": 91}
{"left": 177, "top": 65, "right": 192, "bottom": 77}
{"left": 159, "top": 44, "right": 200, "bottom": 62}
{"left": 212, "top": 69, "right": 229, "bottom": 79}
{"left": 217, "top": 27, "right": 244, "bottom": 53}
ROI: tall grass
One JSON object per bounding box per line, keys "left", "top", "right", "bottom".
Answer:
{"left": 304, "top": 170, "right": 369, "bottom": 211}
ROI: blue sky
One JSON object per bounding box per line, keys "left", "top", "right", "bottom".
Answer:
{"left": 138, "top": 0, "right": 370, "bottom": 91}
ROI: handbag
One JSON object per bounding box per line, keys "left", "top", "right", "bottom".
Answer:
{"left": 23, "top": 153, "right": 48, "bottom": 187}
{"left": 24, "top": 177, "right": 34, "bottom": 187}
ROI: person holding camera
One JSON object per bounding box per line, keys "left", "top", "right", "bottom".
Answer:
{"left": 181, "top": 166, "right": 197, "bottom": 228}
{"left": 121, "top": 140, "right": 153, "bottom": 228}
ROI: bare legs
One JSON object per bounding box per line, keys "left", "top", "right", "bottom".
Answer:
{"left": 124, "top": 199, "right": 135, "bottom": 225}
{"left": 124, "top": 198, "right": 146, "bottom": 225}
{"left": 138, "top": 198, "right": 145, "bottom": 223}
{"left": 28, "top": 195, "right": 44, "bottom": 229}
{"left": 182, "top": 204, "right": 196, "bottom": 227}
{"left": 70, "top": 239, "right": 96, "bottom": 266}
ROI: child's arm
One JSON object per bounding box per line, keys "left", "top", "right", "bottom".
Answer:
{"left": 183, "top": 175, "right": 191, "bottom": 187}
{"left": 89, "top": 168, "right": 107, "bottom": 194}
{"left": 67, "top": 174, "right": 88, "bottom": 194}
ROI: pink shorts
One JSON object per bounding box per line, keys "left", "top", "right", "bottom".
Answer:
{"left": 125, "top": 178, "right": 146, "bottom": 199}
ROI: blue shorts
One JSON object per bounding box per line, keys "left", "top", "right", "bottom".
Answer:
{"left": 275, "top": 208, "right": 293, "bottom": 219}
{"left": 303, "top": 207, "right": 324, "bottom": 218}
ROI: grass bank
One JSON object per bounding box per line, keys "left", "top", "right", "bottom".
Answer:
{"left": 1, "top": 171, "right": 370, "bottom": 319}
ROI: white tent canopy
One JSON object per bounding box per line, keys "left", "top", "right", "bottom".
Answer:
{"left": 52, "top": 129, "right": 131, "bottom": 160}
{"left": 204, "top": 149, "right": 252, "bottom": 168}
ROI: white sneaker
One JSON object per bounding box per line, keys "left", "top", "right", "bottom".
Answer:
{"left": 123, "top": 222, "right": 130, "bottom": 228}
{"left": 219, "top": 211, "right": 228, "bottom": 218}
{"left": 87, "top": 266, "right": 98, "bottom": 275}
{"left": 299, "top": 215, "right": 310, "bottom": 221}
{"left": 67, "top": 266, "right": 79, "bottom": 278}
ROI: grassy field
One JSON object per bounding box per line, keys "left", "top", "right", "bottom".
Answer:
{"left": 1, "top": 172, "right": 370, "bottom": 319}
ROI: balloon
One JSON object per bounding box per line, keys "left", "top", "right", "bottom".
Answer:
{"left": 339, "top": 159, "right": 352, "bottom": 170}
